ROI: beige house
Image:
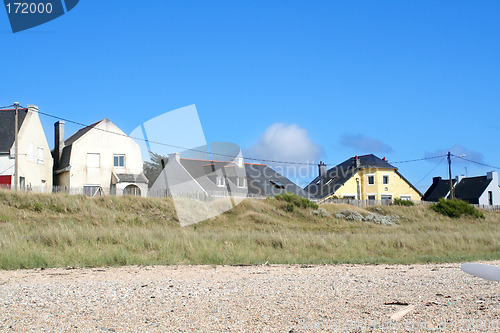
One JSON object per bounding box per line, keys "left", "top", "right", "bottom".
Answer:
{"left": 0, "top": 105, "right": 53, "bottom": 191}
{"left": 52, "top": 118, "right": 148, "bottom": 196}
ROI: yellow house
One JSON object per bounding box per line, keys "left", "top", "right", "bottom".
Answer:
{"left": 304, "top": 154, "right": 422, "bottom": 202}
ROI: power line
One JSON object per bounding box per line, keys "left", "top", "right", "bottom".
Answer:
{"left": 17, "top": 106, "right": 467, "bottom": 167}
{"left": 391, "top": 155, "right": 447, "bottom": 164}
{"left": 414, "top": 156, "right": 446, "bottom": 186}
{"left": 451, "top": 154, "right": 500, "bottom": 170}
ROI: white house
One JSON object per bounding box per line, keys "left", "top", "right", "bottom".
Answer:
{"left": 0, "top": 105, "right": 53, "bottom": 191}
{"left": 424, "top": 171, "right": 500, "bottom": 206}
{"left": 454, "top": 171, "right": 500, "bottom": 206}
{"left": 52, "top": 119, "right": 148, "bottom": 196}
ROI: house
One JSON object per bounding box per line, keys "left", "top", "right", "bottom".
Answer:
{"left": 424, "top": 172, "right": 500, "bottom": 205}
{"left": 52, "top": 119, "right": 148, "bottom": 196}
{"left": 0, "top": 105, "right": 53, "bottom": 191}
{"left": 151, "top": 152, "right": 308, "bottom": 198}
{"left": 422, "top": 177, "right": 456, "bottom": 202}
{"left": 304, "top": 154, "right": 422, "bottom": 202}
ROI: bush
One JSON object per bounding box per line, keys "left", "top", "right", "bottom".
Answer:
{"left": 275, "top": 192, "right": 318, "bottom": 210}
{"left": 393, "top": 198, "right": 414, "bottom": 206}
{"left": 431, "top": 198, "right": 484, "bottom": 219}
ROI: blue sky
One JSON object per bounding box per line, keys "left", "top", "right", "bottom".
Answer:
{"left": 2, "top": 1, "right": 499, "bottom": 190}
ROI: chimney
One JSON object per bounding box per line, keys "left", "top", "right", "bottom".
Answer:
{"left": 54, "top": 121, "right": 65, "bottom": 169}
{"left": 432, "top": 176, "right": 442, "bottom": 185}
{"left": 27, "top": 104, "right": 38, "bottom": 113}
{"left": 318, "top": 161, "right": 327, "bottom": 178}
{"left": 235, "top": 156, "right": 244, "bottom": 168}
{"left": 487, "top": 171, "right": 498, "bottom": 185}
{"left": 168, "top": 152, "right": 181, "bottom": 163}
{"left": 353, "top": 155, "right": 360, "bottom": 168}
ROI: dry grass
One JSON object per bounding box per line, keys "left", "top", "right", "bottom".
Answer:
{"left": 0, "top": 189, "right": 499, "bottom": 269}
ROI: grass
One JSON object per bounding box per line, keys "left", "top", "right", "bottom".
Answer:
{"left": 0, "top": 189, "right": 499, "bottom": 269}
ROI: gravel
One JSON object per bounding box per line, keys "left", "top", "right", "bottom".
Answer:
{"left": 1, "top": 262, "right": 500, "bottom": 332}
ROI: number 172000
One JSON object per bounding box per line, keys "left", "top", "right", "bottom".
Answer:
{"left": 6, "top": 2, "right": 53, "bottom": 14}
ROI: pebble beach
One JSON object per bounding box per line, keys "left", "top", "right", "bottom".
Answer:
{"left": 1, "top": 262, "right": 500, "bottom": 332}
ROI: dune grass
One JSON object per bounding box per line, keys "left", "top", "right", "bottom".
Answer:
{"left": 0, "top": 189, "right": 499, "bottom": 269}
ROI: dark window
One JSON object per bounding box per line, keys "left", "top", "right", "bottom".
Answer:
{"left": 489, "top": 191, "right": 493, "bottom": 205}
{"left": 383, "top": 175, "right": 389, "bottom": 185}
{"left": 368, "top": 195, "right": 376, "bottom": 201}
{"left": 270, "top": 180, "right": 285, "bottom": 189}
{"left": 368, "top": 175, "right": 374, "bottom": 185}
{"left": 113, "top": 155, "right": 125, "bottom": 167}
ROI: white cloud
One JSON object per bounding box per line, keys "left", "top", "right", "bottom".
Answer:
{"left": 245, "top": 123, "right": 323, "bottom": 163}
{"left": 339, "top": 133, "right": 393, "bottom": 153}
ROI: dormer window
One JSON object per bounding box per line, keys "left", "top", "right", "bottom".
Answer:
{"left": 237, "top": 177, "right": 246, "bottom": 188}
{"left": 217, "top": 177, "right": 225, "bottom": 187}
{"left": 270, "top": 180, "right": 285, "bottom": 189}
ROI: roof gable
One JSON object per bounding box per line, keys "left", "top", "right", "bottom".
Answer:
{"left": 454, "top": 176, "right": 492, "bottom": 203}
{"left": 423, "top": 178, "right": 455, "bottom": 201}
{"left": 176, "top": 158, "right": 307, "bottom": 197}
{"left": 304, "top": 154, "right": 397, "bottom": 198}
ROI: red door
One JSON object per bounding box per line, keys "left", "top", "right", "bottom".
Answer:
{"left": 0, "top": 175, "right": 12, "bottom": 189}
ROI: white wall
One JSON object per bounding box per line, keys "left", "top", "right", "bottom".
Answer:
{"left": 60, "top": 119, "right": 145, "bottom": 195}
{"left": 479, "top": 171, "right": 500, "bottom": 206}
{"left": 1, "top": 106, "right": 53, "bottom": 189}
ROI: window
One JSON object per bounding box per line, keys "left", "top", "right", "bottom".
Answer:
{"left": 237, "top": 177, "right": 246, "bottom": 188}
{"left": 113, "top": 155, "right": 125, "bottom": 168}
{"left": 383, "top": 175, "right": 389, "bottom": 185}
{"left": 124, "top": 185, "right": 141, "bottom": 196}
{"left": 400, "top": 196, "right": 412, "bottom": 201}
{"left": 368, "top": 175, "right": 374, "bottom": 185}
{"left": 489, "top": 191, "right": 493, "bottom": 205}
{"left": 37, "top": 147, "right": 43, "bottom": 164}
{"left": 381, "top": 195, "right": 392, "bottom": 201}
{"left": 83, "top": 185, "right": 103, "bottom": 197}
{"left": 216, "top": 177, "right": 225, "bottom": 187}
{"left": 87, "top": 153, "right": 100, "bottom": 168}
{"left": 368, "top": 195, "right": 376, "bottom": 201}
{"left": 27, "top": 143, "right": 33, "bottom": 161}
{"left": 343, "top": 195, "right": 355, "bottom": 200}
{"left": 270, "top": 180, "right": 285, "bottom": 189}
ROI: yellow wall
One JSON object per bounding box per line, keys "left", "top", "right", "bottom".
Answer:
{"left": 329, "top": 168, "right": 421, "bottom": 201}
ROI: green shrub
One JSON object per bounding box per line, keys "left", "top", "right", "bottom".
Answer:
{"left": 33, "top": 202, "right": 43, "bottom": 212}
{"left": 275, "top": 192, "right": 318, "bottom": 210}
{"left": 431, "top": 198, "right": 484, "bottom": 219}
{"left": 393, "top": 198, "right": 415, "bottom": 206}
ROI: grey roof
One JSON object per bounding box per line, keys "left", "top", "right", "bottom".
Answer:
{"left": 454, "top": 176, "right": 492, "bottom": 204}
{"left": 304, "top": 154, "right": 397, "bottom": 199}
{"left": 422, "top": 177, "right": 455, "bottom": 202}
{"left": 244, "top": 163, "right": 309, "bottom": 197}
{"left": 53, "top": 120, "right": 103, "bottom": 172}
{"left": 0, "top": 109, "right": 28, "bottom": 153}
{"left": 175, "top": 158, "right": 308, "bottom": 197}
{"left": 114, "top": 173, "right": 148, "bottom": 184}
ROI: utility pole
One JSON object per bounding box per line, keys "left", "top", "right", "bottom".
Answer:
{"left": 448, "top": 151, "right": 453, "bottom": 199}
{"left": 14, "top": 102, "right": 19, "bottom": 191}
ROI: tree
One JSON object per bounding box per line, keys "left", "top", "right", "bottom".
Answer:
{"left": 143, "top": 152, "right": 168, "bottom": 187}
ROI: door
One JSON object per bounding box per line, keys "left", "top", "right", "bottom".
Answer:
{"left": 488, "top": 191, "right": 493, "bottom": 205}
